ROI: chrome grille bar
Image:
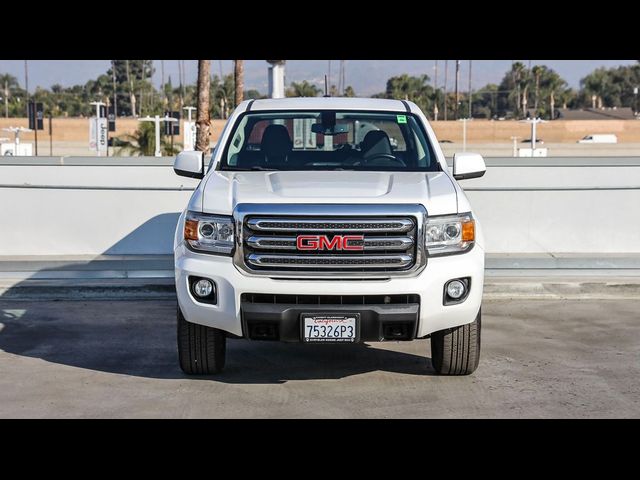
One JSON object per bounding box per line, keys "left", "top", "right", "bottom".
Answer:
{"left": 233, "top": 204, "right": 428, "bottom": 279}
{"left": 247, "top": 253, "right": 414, "bottom": 269}
{"left": 246, "top": 217, "right": 414, "bottom": 232}
{"left": 246, "top": 235, "right": 414, "bottom": 251}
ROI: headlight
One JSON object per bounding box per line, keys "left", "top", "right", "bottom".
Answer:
{"left": 184, "top": 211, "right": 234, "bottom": 255}
{"left": 425, "top": 213, "right": 475, "bottom": 256}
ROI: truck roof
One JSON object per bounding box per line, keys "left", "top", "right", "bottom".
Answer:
{"left": 239, "top": 97, "right": 419, "bottom": 113}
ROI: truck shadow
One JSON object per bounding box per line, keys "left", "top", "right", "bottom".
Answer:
{"left": 0, "top": 212, "right": 436, "bottom": 382}
{"left": 0, "top": 301, "right": 436, "bottom": 382}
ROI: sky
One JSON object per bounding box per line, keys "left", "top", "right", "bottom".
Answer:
{"left": 0, "top": 60, "right": 635, "bottom": 96}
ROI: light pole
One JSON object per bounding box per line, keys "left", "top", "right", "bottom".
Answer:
{"left": 459, "top": 118, "right": 470, "bottom": 152}
{"left": 2, "top": 126, "right": 32, "bottom": 155}
{"left": 90, "top": 101, "right": 106, "bottom": 157}
{"left": 443, "top": 60, "right": 448, "bottom": 121}
{"left": 183, "top": 106, "right": 196, "bottom": 151}
{"left": 139, "top": 115, "right": 178, "bottom": 157}
{"left": 24, "top": 60, "right": 29, "bottom": 116}
{"left": 468, "top": 60, "right": 473, "bottom": 118}
{"left": 434, "top": 60, "right": 439, "bottom": 121}
{"left": 520, "top": 117, "right": 547, "bottom": 154}
{"left": 183, "top": 106, "right": 196, "bottom": 121}
{"left": 454, "top": 60, "right": 460, "bottom": 120}
{"left": 634, "top": 87, "right": 639, "bottom": 115}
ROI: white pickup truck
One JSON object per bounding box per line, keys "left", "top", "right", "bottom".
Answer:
{"left": 173, "top": 97, "right": 486, "bottom": 375}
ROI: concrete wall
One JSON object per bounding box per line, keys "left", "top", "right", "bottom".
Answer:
{"left": 3, "top": 117, "right": 640, "bottom": 144}
{"left": 0, "top": 156, "right": 639, "bottom": 255}
{"left": 0, "top": 118, "right": 228, "bottom": 143}
{"left": 431, "top": 119, "right": 640, "bottom": 144}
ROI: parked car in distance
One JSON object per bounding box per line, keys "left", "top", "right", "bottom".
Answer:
{"left": 578, "top": 134, "right": 618, "bottom": 144}
{"left": 522, "top": 138, "right": 544, "bottom": 144}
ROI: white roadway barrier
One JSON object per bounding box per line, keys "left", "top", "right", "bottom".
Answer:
{"left": 0, "top": 156, "right": 639, "bottom": 256}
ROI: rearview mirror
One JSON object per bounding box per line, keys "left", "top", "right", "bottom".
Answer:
{"left": 311, "top": 123, "right": 350, "bottom": 135}
{"left": 452, "top": 152, "right": 486, "bottom": 180}
{"left": 174, "top": 151, "right": 204, "bottom": 179}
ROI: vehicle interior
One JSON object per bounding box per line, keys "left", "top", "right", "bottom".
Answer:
{"left": 220, "top": 111, "right": 440, "bottom": 172}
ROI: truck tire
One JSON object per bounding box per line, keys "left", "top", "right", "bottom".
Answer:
{"left": 177, "top": 307, "right": 226, "bottom": 375}
{"left": 430, "top": 309, "right": 481, "bottom": 375}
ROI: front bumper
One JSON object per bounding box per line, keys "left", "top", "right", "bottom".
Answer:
{"left": 242, "top": 300, "right": 419, "bottom": 342}
{"left": 175, "top": 242, "right": 485, "bottom": 339}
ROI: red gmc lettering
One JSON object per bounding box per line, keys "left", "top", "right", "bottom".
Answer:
{"left": 296, "top": 235, "right": 364, "bottom": 251}
{"left": 296, "top": 235, "right": 320, "bottom": 250}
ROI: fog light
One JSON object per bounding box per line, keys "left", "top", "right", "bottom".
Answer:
{"left": 193, "top": 279, "right": 213, "bottom": 297}
{"left": 446, "top": 279, "right": 465, "bottom": 299}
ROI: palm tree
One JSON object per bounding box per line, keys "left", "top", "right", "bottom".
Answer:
{"left": 115, "top": 122, "right": 181, "bottom": 156}
{"left": 506, "top": 62, "right": 528, "bottom": 117}
{"left": 382, "top": 74, "right": 434, "bottom": 116}
{"left": 234, "top": 60, "right": 244, "bottom": 106}
{"left": 286, "top": 81, "right": 321, "bottom": 97}
{"left": 125, "top": 60, "right": 137, "bottom": 117}
{"left": 532, "top": 65, "right": 544, "bottom": 113}
{"left": 581, "top": 68, "right": 609, "bottom": 109}
{"left": 196, "top": 60, "right": 211, "bottom": 153}
{"left": 0, "top": 74, "right": 19, "bottom": 118}
{"left": 211, "top": 74, "right": 234, "bottom": 119}
{"left": 541, "top": 70, "right": 567, "bottom": 119}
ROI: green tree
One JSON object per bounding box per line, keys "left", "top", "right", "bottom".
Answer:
{"left": 472, "top": 83, "right": 500, "bottom": 119}
{"left": 539, "top": 68, "right": 568, "bottom": 119}
{"left": 107, "top": 60, "right": 155, "bottom": 116}
{"left": 498, "top": 62, "right": 530, "bottom": 118}
{"left": 210, "top": 74, "right": 235, "bottom": 119}
{"left": 581, "top": 67, "right": 610, "bottom": 108}
{"left": 115, "top": 122, "right": 180, "bottom": 156}
{"left": 286, "top": 80, "right": 321, "bottom": 97}
{"left": 0, "top": 73, "right": 19, "bottom": 118}
{"left": 531, "top": 65, "right": 544, "bottom": 112}
{"left": 244, "top": 89, "right": 265, "bottom": 100}
{"left": 377, "top": 74, "right": 435, "bottom": 118}
{"left": 343, "top": 85, "right": 356, "bottom": 97}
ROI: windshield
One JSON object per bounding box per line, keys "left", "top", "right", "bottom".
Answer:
{"left": 219, "top": 110, "right": 440, "bottom": 172}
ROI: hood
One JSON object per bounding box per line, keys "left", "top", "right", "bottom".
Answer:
{"left": 197, "top": 170, "right": 458, "bottom": 216}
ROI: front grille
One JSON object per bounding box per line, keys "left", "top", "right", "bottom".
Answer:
{"left": 241, "top": 293, "right": 420, "bottom": 305}
{"left": 241, "top": 215, "right": 417, "bottom": 273}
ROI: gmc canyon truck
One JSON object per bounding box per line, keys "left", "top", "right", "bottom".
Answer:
{"left": 173, "top": 97, "right": 486, "bottom": 375}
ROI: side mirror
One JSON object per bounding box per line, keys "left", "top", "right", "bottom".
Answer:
{"left": 174, "top": 151, "right": 204, "bottom": 179}
{"left": 452, "top": 152, "right": 486, "bottom": 180}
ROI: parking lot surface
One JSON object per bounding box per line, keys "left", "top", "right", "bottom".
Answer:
{"left": 1, "top": 298, "right": 638, "bottom": 418}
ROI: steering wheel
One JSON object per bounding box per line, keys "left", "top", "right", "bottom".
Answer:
{"left": 363, "top": 154, "right": 406, "bottom": 166}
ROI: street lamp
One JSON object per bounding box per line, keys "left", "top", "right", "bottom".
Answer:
{"left": 519, "top": 117, "right": 547, "bottom": 154}
{"left": 2, "top": 126, "right": 32, "bottom": 155}
{"left": 459, "top": 117, "right": 471, "bottom": 152}
{"left": 139, "top": 115, "right": 178, "bottom": 157}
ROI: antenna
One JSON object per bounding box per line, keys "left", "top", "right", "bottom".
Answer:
{"left": 324, "top": 75, "right": 329, "bottom": 97}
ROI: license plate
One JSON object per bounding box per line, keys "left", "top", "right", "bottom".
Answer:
{"left": 302, "top": 314, "right": 358, "bottom": 343}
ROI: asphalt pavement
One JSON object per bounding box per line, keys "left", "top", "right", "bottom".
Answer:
{"left": 0, "top": 298, "right": 639, "bottom": 418}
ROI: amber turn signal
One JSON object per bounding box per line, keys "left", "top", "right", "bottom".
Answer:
{"left": 184, "top": 219, "right": 199, "bottom": 241}
{"left": 461, "top": 219, "right": 475, "bottom": 242}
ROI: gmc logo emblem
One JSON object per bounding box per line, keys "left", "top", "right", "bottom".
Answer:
{"left": 296, "top": 235, "right": 364, "bottom": 251}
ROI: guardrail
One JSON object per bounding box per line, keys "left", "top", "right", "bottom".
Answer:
{"left": 0, "top": 156, "right": 638, "bottom": 255}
